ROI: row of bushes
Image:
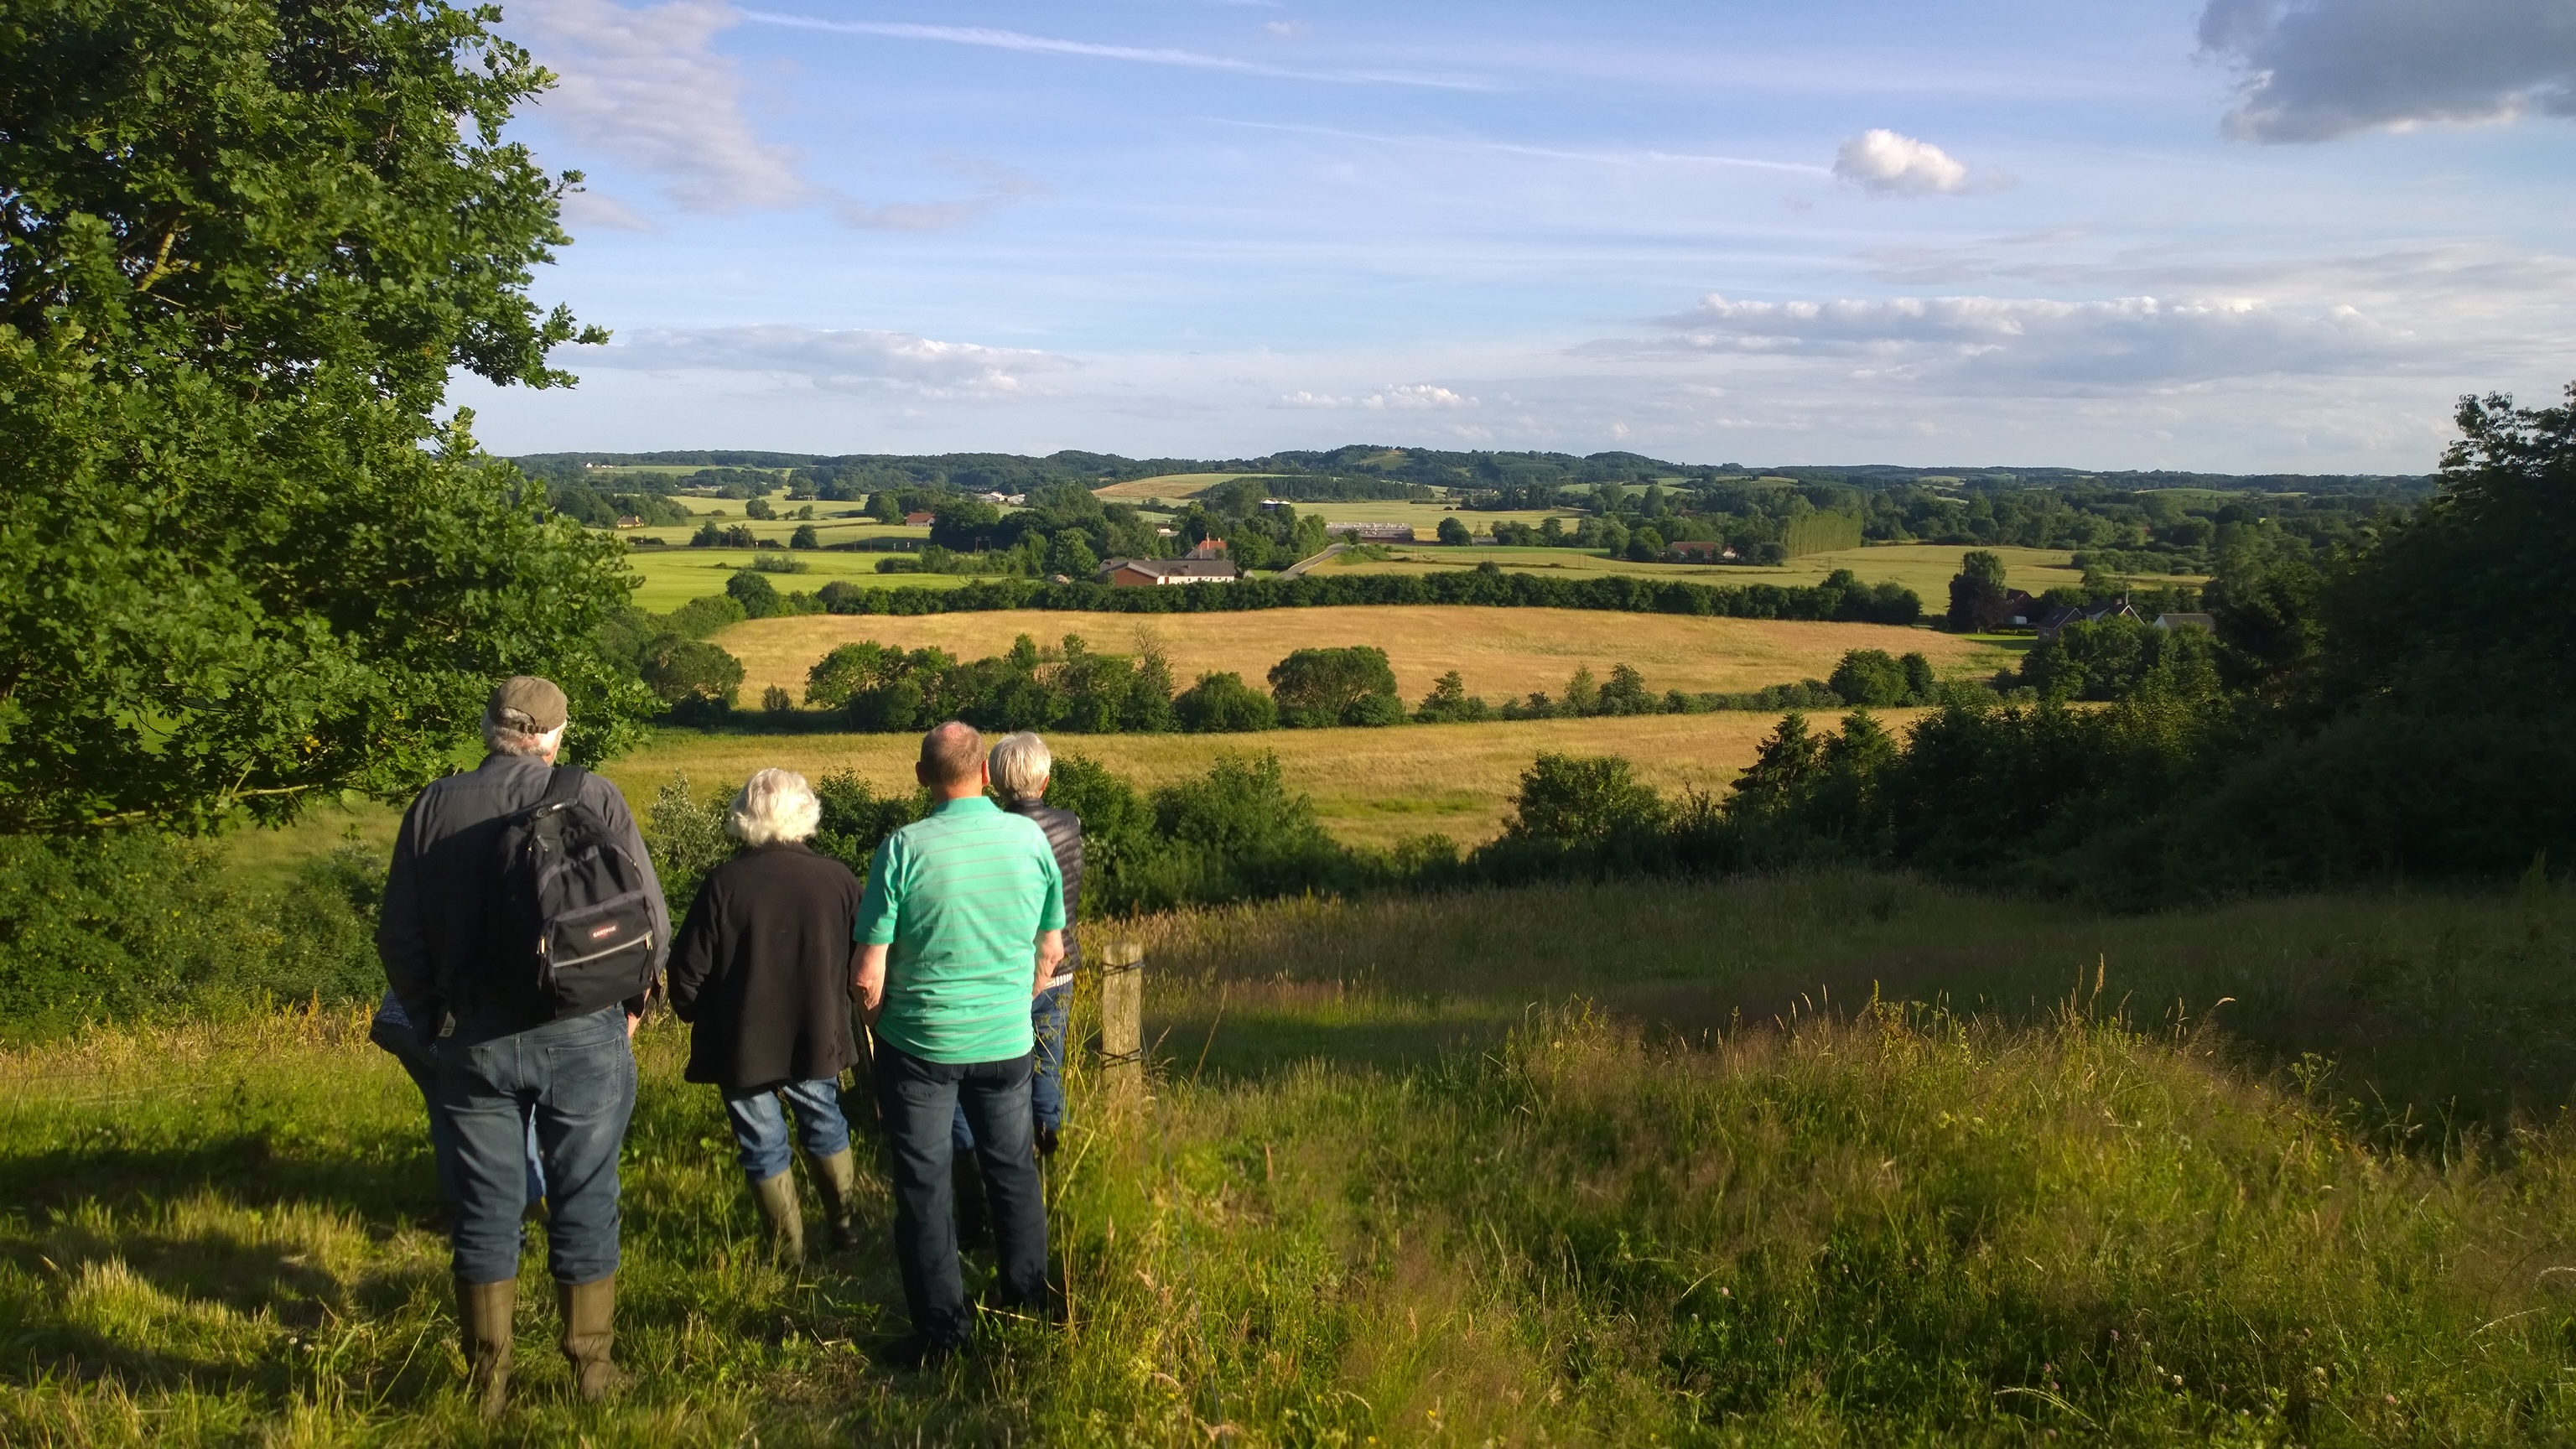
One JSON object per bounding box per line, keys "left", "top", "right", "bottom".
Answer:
{"left": 781, "top": 633, "right": 1981, "bottom": 735}
{"left": 797, "top": 564, "right": 1924, "bottom": 624}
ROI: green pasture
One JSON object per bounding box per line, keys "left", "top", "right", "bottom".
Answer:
{"left": 620, "top": 543, "right": 950, "bottom": 612}
{"left": 8, "top": 875, "right": 2574, "bottom": 1442}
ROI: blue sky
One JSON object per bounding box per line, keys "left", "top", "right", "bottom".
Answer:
{"left": 452, "top": 0, "right": 2576, "bottom": 471}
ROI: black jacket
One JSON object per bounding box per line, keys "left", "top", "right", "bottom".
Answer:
{"left": 378, "top": 754, "right": 668, "bottom": 1030}
{"left": 666, "top": 842, "right": 864, "bottom": 1091}
{"left": 1005, "top": 798, "right": 1083, "bottom": 977}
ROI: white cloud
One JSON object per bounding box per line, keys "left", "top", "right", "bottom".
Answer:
{"left": 839, "top": 157, "right": 1044, "bottom": 231}
{"left": 1631, "top": 292, "right": 2416, "bottom": 385}
{"left": 1263, "top": 20, "right": 1307, "bottom": 38}
{"left": 1275, "top": 383, "right": 1478, "bottom": 409}
{"left": 573, "top": 325, "right": 1079, "bottom": 397}
{"left": 2200, "top": 0, "right": 2576, "bottom": 142}
{"left": 1831, "top": 128, "right": 1987, "bottom": 195}
{"left": 736, "top": 12, "right": 1488, "bottom": 89}
{"left": 512, "top": 0, "right": 811, "bottom": 212}
{"left": 557, "top": 187, "right": 656, "bottom": 232}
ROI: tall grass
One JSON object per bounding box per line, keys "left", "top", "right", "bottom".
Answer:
{"left": 5, "top": 876, "right": 2574, "bottom": 1442}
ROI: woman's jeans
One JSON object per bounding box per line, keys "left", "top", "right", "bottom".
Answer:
{"left": 722, "top": 1077, "right": 852, "bottom": 1182}
{"left": 953, "top": 982, "right": 1070, "bottom": 1151}
{"left": 434, "top": 1006, "right": 637, "bottom": 1286}
{"left": 875, "top": 1044, "right": 1048, "bottom": 1346}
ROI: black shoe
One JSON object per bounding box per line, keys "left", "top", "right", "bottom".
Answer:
{"left": 880, "top": 1332, "right": 961, "bottom": 1372}
{"left": 1035, "top": 1124, "right": 1060, "bottom": 1159}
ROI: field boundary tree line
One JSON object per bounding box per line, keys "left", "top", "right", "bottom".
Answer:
{"left": 794, "top": 564, "right": 1924, "bottom": 623}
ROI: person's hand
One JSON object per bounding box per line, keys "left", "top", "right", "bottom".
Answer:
{"left": 625, "top": 1010, "right": 641, "bottom": 1041}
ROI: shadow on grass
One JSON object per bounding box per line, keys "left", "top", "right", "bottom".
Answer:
{"left": 0, "top": 1128, "right": 444, "bottom": 1227}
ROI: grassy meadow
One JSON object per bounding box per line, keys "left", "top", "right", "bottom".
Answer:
{"left": 714, "top": 609, "right": 2012, "bottom": 709}
{"left": 8, "top": 873, "right": 2576, "bottom": 1443}
{"left": 621, "top": 544, "right": 951, "bottom": 612}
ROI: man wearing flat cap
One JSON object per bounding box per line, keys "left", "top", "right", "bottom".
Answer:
{"left": 378, "top": 676, "right": 668, "bottom": 1415}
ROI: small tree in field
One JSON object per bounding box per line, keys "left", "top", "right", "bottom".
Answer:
{"left": 1173, "top": 673, "right": 1279, "bottom": 733}
{"left": 1946, "top": 551, "right": 2011, "bottom": 632}
{"left": 1267, "top": 647, "right": 1401, "bottom": 728}
{"left": 1503, "top": 754, "right": 1666, "bottom": 844}
{"left": 1437, "top": 516, "right": 1472, "bottom": 546}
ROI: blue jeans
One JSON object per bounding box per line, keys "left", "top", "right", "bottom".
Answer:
{"left": 953, "top": 983, "right": 1070, "bottom": 1150}
{"left": 875, "top": 1044, "right": 1048, "bottom": 1345}
{"left": 434, "top": 1006, "right": 636, "bottom": 1286}
{"left": 395, "top": 1050, "right": 544, "bottom": 1209}
{"left": 723, "top": 1078, "right": 853, "bottom": 1182}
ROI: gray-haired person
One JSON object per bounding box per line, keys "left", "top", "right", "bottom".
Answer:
{"left": 666, "top": 769, "right": 865, "bottom": 1268}
{"left": 377, "top": 677, "right": 666, "bottom": 1415}
{"left": 957, "top": 730, "right": 1082, "bottom": 1156}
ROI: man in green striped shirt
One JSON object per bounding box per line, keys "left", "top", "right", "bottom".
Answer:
{"left": 854, "top": 720, "right": 1063, "bottom": 1367}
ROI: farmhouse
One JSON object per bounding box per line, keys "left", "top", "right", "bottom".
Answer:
{"left": 1327, "top": 522, "right": 1416, "bottom": 543}
{"left": 1665, "top": 540, "right": 1732, "bottom": 563}
{"left": 903, "top": 511, "right": 935, "bottom": 527}
{"left": 2035, "top": 600, "right": 2143, "bottom": 641}
{"left": 2003, "top": 589, "right": 2038, "bottom": 627}
{"left": 2154, "top": 612, "right": 2215, "bottom": 632}
{"left": 1095, "top": 556, "right": 1241, "bottom": 586}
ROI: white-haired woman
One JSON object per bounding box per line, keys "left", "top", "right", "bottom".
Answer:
{"left": 667, "top": 768, "right": 865, "bottom": 1266}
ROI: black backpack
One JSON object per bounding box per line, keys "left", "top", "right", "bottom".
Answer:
{"left": 490, "top": 766, "right": 660, "bottom": 1019}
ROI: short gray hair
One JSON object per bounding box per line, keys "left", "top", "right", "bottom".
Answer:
{"left": 988, "top": 732, "right": 1052, "bottom": 801}
{"left": 727, "top": 768, "right": 822, "bottom": 846}
{"left": 484, "top": 719, "right": 564, "bottom": 759}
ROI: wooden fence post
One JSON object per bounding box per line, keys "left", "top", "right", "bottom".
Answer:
{"left": 1098, "top": 940, "right": 1144, "bottom": 1098}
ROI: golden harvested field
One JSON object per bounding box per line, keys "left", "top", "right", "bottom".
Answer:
{"left": 1089, "top": 472, "right": 1259, "bottom": 501}
{"left": 221, "top": 709, "right": 1867, "bottom": 877}
{"left": 1335, "top": 542, "right": 2197, "bottom": 599}
{"left": 714, "top": 607, "right": 2010, "bottom": 705}
{"left": 597, "top": 712, "right": 1891, "bottom": 850}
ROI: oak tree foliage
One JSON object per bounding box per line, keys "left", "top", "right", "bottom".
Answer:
{"left": 0, "top": 0, "right": 647, "bottom": 832}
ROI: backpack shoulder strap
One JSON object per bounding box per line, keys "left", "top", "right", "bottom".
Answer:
{"left": 538, "top": 763, "right": 589, "bottom": 810}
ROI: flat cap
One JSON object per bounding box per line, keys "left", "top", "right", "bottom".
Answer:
{"left": 486, "top": 675, "right": 569, "bottom": 733}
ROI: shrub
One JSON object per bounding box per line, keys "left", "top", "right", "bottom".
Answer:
{"left": 641, "top": 636, "right": 744, "bottom": 711}
{"left": 1436, "top": 516, "right": 1471, "bottom": 546}
{"left": 1503, "top": 753, "right": 1668, "bottom": 844}
{"left": 748, "top": 551, "right": 809, "bottom": 574}
{"left": 1828, "top": 649, "right": 1912, "bottom": 707}
{"left": 1173, "top": 671, "right": 1279, "bottom": 733}
{"left": 0, "top": 833, "right": 380, "bottom": 1034}
{"left": 726, "top": 569, "right": 783, "bottom": 618}
{"left": 1268, "top": 647, "right": 1401, "bottom": 728}
{"left": 660, "top": 594, "right": 748, "bottom": 640}
{"left": 639, "top": 776, "right": 733, "bottom": 919}
{"left": 1415, "top": 671, "right": 1492, "bottom": 723}
{"left": 789, "top": 524, "right": 820, "bottom": 549}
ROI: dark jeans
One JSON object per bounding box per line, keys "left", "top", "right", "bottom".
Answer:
{"left": 875, "top": 1043, "right": 1048, "bottom": 1345}
{"left": 435, "top": 1006, "right": 636, "bottom": 1285}
{"left": 953, "top": 982, "right": 1071, "bottom": 1150}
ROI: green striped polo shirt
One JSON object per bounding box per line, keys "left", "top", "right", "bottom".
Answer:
{"left": 858, "top": 796, "right": 1066, "bottom": 1064}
